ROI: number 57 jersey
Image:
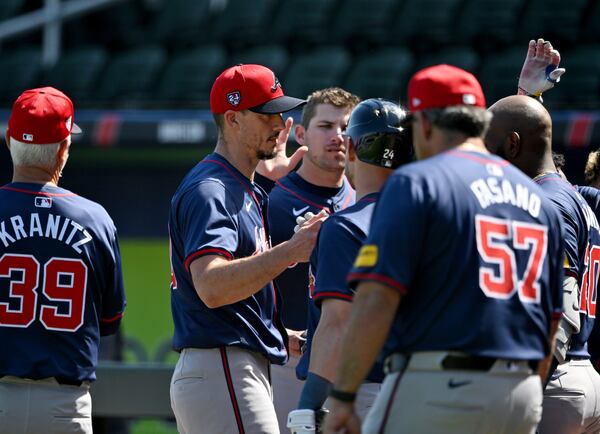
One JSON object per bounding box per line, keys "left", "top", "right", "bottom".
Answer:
{"left": 0, "top": 183, "right": 126, "bottom": 382}
{"left": 348, "top": 149, "right": 565, "bottom": 361}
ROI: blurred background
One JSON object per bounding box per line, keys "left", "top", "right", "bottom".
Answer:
{"left": 0, "top": 0, "right": 599, "bottom": 432}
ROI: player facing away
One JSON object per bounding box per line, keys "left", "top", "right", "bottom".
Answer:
{"left": 287, "top": 99, "right": 413, "bottom": 434}
{"left": 323, "top": 65, "right": 566, "bottom": 434}
{"left": 168, "top": 64, "right": 327, "bottom": 434}
{"left": 265, "top": 88, "right": 358, "bottom": 430}
{"left": 0, "top": 87, "right": 126, "bottom": 434}
{"left": 486, "top": 95, "right": 600, "bottom": 434}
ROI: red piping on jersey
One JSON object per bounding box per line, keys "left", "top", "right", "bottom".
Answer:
{"left": 377, "top": 368, "right": 403, "bottom": 434}
{"left": 552, "top": 311, "right": 563, "bottom": 320}
{"left": 340, "top": 178, "right": 354, "bottom": 209}
{"left": 220, "top": 347, "right": 246, "bottom": 434}
{"left": 347, "top": 273, "right": 408, "bottom": 295}
{"left": 274, "top": 181, "right": 330, "bottom": 212}
{"left": 100, "top": 312, "right": 124, "bottom": 323}
{"left": 314, "top": 292, "right": 353, "bottom": 302}
{"left": 564, "top": 269, "right": 578, "bottom": 279}
{"left": 449, "top": 150, "right": 509, "bottom": 166}
{"left": 184, "top": 248, "right": 233, "bottom": 271}
{"left": 0, "top": 186, "right": 76, "bottom": 197}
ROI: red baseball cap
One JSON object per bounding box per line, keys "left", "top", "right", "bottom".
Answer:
{"left": 210, "top": 64, "right": 306, "bottom": 114}
{"left": 407, "top": 64, "right": 486, "bottom": 112}
{"left": 8, "top": 87, "right": 81, "bottom": 145}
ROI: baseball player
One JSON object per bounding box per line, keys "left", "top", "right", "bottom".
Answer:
{"left": 169, "top": 64, "right": 327, "bottom": 434}
{"left": 486, "top": 95, "right": 600, "bottom": 433}
{"left": 0, "top": 87, "right": 126, "bottom": 434}
{"left": 324, "top": 65, "right": 565, "bottom": 434}
{"left": 287, "top": 99, "right": 413, "bottom": 433}
{"left": 265, "top": 87, "right": 358, "bottom": 430}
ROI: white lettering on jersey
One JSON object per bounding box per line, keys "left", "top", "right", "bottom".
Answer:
{"left": 0, "top": 213, "right": 94, "bottom": 253}
{"left": 470, "top": 177, "right": 541, "bottom": 218}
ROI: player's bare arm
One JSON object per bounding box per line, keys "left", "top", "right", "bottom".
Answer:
{"left": 190, "top": 212, "right": 326, "bottom": 308}
{"left": 324, "top": 281, "right": 400, "bottom": 434}
{"left": 308, "top": 299, "right": 353, "bottom": 382}
{"left": 256, "top": 116, "right": 308, "bottom": 181}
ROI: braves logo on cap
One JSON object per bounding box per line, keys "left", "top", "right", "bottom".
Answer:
{"left": 271, "top": 75, "right": 281, "bottom": 93}
{"left": 227, "top": 91, "right": 241, "bottom": 107}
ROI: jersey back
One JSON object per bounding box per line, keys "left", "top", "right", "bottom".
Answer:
{"left": 537, "top": 178, "right": 600, "bottom": 357}
{"left": 268, "top": 172, "right": 354, "bottom": 330}
{"left": 169, "top": 153, "right": 287, "bottom": 364}
{"left": 349, "top": 150, "right": 565, "bottom": 361}
{"left": 297, "top": 193, "right": 384, "bottom": 383}
{"left": 0, "top": 183, "right": 126, "bottom": 382}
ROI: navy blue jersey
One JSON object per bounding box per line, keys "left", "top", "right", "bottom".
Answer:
{"left": 297, "top": 193, "right": 385, "bottom": 383}
{"left": 0, "top": 183, "right": 126, "bottom": 382}
{"left": 536, "top": 177, "right": 600, "bottom": 357}
{"left": 169, "top": 152, "right": 287, "bottom": 364}
{"left": 268, "top": 172, "right": 355, "bottom": 330}
{"left": 349, "top": 149, "right": 565, "bottom": 361}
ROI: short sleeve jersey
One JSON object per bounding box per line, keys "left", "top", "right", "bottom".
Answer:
{"left": 348, "top": 149, "right": 565, "bottom": 361}
{"left": 296, "top": 193, "right": 384, "bottom": 383}
{"left": 268, "top": 172, "right": 355, "bottom": 330}
{"left": 535, "top": 177, "right": 600, "bottom": 357}
{"left": 169, "top": 153, "right": 287, "bottom": 364}
{"left": 0, "top": 183, "right": 126, "bottom": 382}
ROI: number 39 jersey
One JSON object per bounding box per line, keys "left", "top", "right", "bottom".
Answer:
{"left": 348, "top": 149, "right": 565, "bottom": 361}
{"left": 0, "top": 183, "right": 126, "bottom": 382}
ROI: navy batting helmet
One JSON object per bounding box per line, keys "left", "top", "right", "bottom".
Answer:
{"left": 345, "top": 98, "right": 413, "bottom": 169}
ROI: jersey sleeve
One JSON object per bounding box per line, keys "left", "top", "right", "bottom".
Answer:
{"left": 548, "top": 211, "right": 566, "bottom": 317}
{"left": 312, "top": 217, "right": 360, "bottom": 305}
{"left": 178, "top": 180, "right": 239, "bottom": 270}
{"left": 550, "top": 197, "right": 581, "bottom": 279}
{"left": 348, "top": 173, "right": 428, "bottom": 293}
{"left": 100, "top": 224, "right": 127, "bottom": 336}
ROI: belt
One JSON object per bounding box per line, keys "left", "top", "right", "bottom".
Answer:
{"left": 385, "top": 353, "right": 539, "bottom": 374}
{"left": 0, "top": 375, "right": 84, "bottom": 387}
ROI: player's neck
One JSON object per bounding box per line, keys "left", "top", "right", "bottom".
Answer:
{"left": 296, "top": 160, "right": 344, "bottom": 188}
{"left": 525, "top": 151, "right": 556, "bottom": 180}
{"left": 214, "top": 141, "right": 257, "bottom": 182}
{"left": 354, "top": 165, "right": 389, "bottom": 200}
{"left": 12, "top": 166, "right": 59, "bottom": 187}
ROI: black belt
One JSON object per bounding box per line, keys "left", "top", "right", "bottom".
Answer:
{"left": 0, "top": 375, "right": 83, "bottom": 387}
{"left": 386, "top": 353, "right": 539, "bottom": 374}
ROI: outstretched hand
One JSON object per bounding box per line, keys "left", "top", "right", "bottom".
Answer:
{"left": 517, "top": 38, "right": 566, "bottom": 98}
{"left": 257, "top": 117, "right": 308, "bottom": 181}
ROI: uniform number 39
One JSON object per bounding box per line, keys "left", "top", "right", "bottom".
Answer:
{"left": 0, "top": 253, "right": 87, "bottom": 332}
{"left": 475, "top": 215, "right": 547, "bottom": 303}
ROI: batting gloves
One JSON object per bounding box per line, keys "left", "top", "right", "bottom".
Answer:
{"left": 518, "top": 38, "right": 566, "bottom": 101}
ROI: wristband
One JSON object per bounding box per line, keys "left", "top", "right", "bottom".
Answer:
{"left": 329, "top": 388, "right": 356, "bottom": 403}
{"left": 298, "top": 372, "right": 332, "bottom": 410}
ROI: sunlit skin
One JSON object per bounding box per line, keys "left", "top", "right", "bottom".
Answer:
{"left": 296, "top": 104, "right": 352, "bottom": 187}
{"left": 238, "top": 110, "right": 286, "bottom": 160}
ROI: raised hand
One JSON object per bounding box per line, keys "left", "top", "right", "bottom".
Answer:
{"left": 518, "top": 38, "right": 566, "bottom": 98}
{"left": 257, "top": 117, "right": 308, "bottom": 181}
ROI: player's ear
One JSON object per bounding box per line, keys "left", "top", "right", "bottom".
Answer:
{"left": 419, "top": 112, "right": 433, "bottom": 140}
{"left": 223, "top": 110, "right": 240, "bottom": 131}
{"left": 506, "top": 131, "right": 520, "bottom": 158}
{"left": 294, "top": 124, "right": 306, "bottom": 146}
{"left": 347, "top": 137, "right": 356, "bottom": 161}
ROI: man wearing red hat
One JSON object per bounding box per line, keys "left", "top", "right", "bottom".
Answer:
{"left": 0, "top": 87, "right": 126, "bottom": 434}
{"left": 168, "top": 64, "right": 327, "bottom": 434}
{"left": 323, "top": 65, "right": 566, "bottom": 434}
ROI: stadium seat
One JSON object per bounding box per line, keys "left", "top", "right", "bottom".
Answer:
{"left": 283, "top": 47, "right": 352, "bottom": 98}
{"left": 271, "top": 0, "right": 337, "bottom": 47}
{"left": 43, "top": 47, "right": 108, "bottom": 103}
{"left": 456, "top": 0, "right": 525, "bottom": 48}
{"left": 477, "top": 46, "right": 526, "bottom": 106}
{"left": 211, "top": 0, "right": 277, "bottom": 49}
{"left": 416, "top": 47, "right": 480, "bottom": 75}
{"left": 390, "top": 0, "right": 463, "bottom": 50}
{"left": 229, "top": 45, "right": 290, "bottom": 77}
{"left": 343, "top": 48, "right": 414, "bottom": 102}
{"left": 331, "top": 0, "right": 401, "bottom": 47}
{"left": 157, "top": 45, "right": 227, "bottom": 106}
{"left": 0, "top": 48, "right": 42, "bottom": 103}
{"left": 96, "top": 46, "right": 167, "bottom": 105}
{"left": 0, "top": 0, "right": 25, "bottom": 20}
{"left": 518, "top": 0, "right": 589, "bottom": 45}
{"left": 543, "top": 45, "right": 600, "bottom": 109}
{"left": 148, "top": 0, "right": 212, "bottom": 49}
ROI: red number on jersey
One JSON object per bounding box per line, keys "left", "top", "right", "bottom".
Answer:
{"left": 580, "top": 245, "right": 600, "bottom": 318}
{"left": 0, "top": 254, "right": 87, "bottom": 331}
{"left": 476, "top": 215, "right": 548, "bottom": 303}
{"left": 0, "top": 254, "right": 39, "bottom": 327}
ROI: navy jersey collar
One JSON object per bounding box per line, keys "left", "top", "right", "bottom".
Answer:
{"left": 287, "top": 171, "right": 347, "bottom": 197}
